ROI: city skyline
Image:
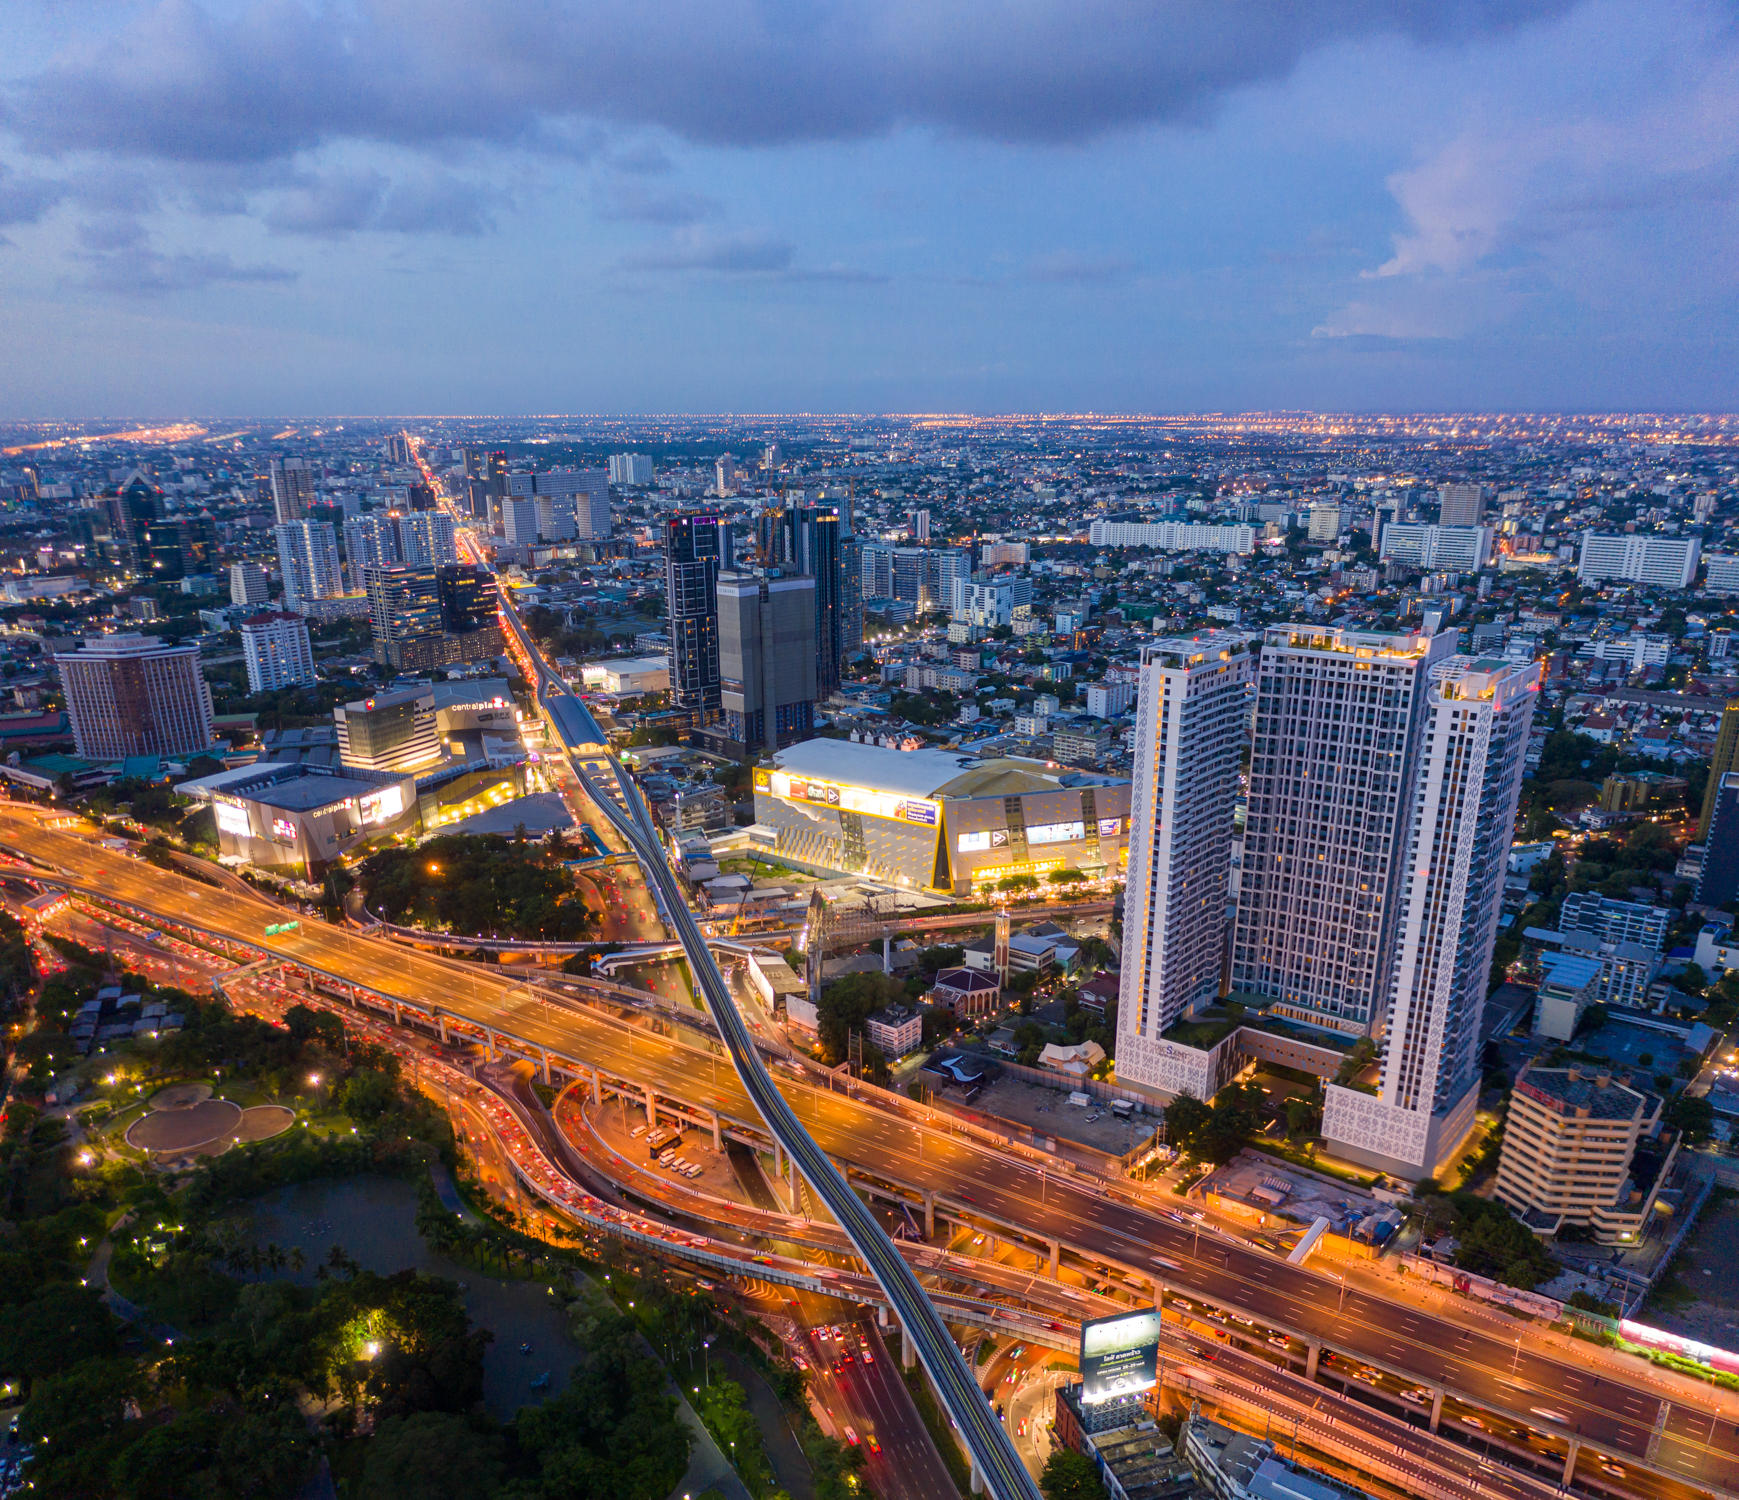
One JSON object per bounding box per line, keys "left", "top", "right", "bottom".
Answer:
{"left": 6, "top": 0, "right": 1739, "bottom": 415}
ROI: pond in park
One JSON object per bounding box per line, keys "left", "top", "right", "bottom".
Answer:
{"left": 233, "top": 1174, "right": 582, "bottom": 1417}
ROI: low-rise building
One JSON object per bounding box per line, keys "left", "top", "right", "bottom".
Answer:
{"left": 865, "top": 1003, "right": 923, "bottom": 1057}
{"left": 929, "top": 967, "right": 1000, "bottom": 1018}
{"left": 1494, "top": 1063, "right": 1674, "bottom": 1243}
{"left": 179, "top": 760, "right": 417, "bottom": 876}
{"left": 579, "top": 655, "right": 670, "bottom": 695}
{"left": 1531, "top": 952, "right": 1604, "bottom": 1041}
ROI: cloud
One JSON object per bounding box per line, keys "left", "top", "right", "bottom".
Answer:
{"left": 262, "top": 168, "right": 496, "bottom": 236}
{"left": 1373, "top": 42, "right": 1739, "bottom": 280}
{"left": 8, "top": 0, "right": 1574, "bottom": 166}
{"left": 597, "top": 182, "right": 721, "bottom": 226}
{"left": 73, "top": 243, "right": 297, "bottom": 295}
{"left": 265, "top": 170, "right": 387, "bottom": 236}
{"left": 621, "top": 228, "right": 795, "bottom": 272}
{"left": 780, "top": 264, "right": 890, "bottom": 284}
{"left": 0, "top": 164, "right": 66, "bottom": 229}
{"left": 1025, "top": 251, "right": 1136, "bottom": 284}
{"left": 76, "top": 215, "right": 149, "bottom": 252}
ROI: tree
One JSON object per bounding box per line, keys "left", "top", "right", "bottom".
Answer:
{"left": 341, "top": 1067, "right": 397, "bottom": 1120}
{"left": 1666, "top": 1093, "right": 1715, "bottom": 1146}
{"left": 0, "top": 1281, "right": 118, "bottom": 1384}
{"left": 1041, "top": 1448, "right": 1110, "bottom": 1500}
{"left": 1283, "top": 1095, "right": 1321, "bottom": 1139}
{"left": 361, "top": 1412, "right": 504, "bottom": 1500}
{"left": 1163, "top": 1093, "right": 1211, "bottom": 1155}
{"left": 815, "top": 971, "right": 904, "bottom": 1065}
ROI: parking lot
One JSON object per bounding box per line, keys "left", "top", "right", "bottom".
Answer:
{"left": 949, "top": 1074, "right": 1157, "bottom": 1157}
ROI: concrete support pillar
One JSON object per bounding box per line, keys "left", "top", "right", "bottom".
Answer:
{"left": 438, "top": 1014, "right": 449, "bottom": 1044}
{"left": 391, "top": 999, "right": 402, "bottom": 1025}
{"left": 882, "top": 935, "right": 892, "bottom": 973}
{"left": 924, "top": 1190, "right": 936, "bottom": 1240}
{"left": 1429, "top": 1387, "right": 1444, "bottom": 1433}
{"left": 590, "top": 1069, "right": 602, "bottom": 1106}
{"left": 1048, "top": 1240, "right": 1060, "bottom": 1278}
{"left": 775, "top": 1139, "right": 785, "bottom": 1181}
{"left": 644, "top": 1087, "right": 657, "bottom": 1128}
{"left": 1305, "top": 1342, "right": 1321, "bottom": 1381}
{"left": 902, "top": 1325, "right": 916, "bottom": 1370}
{"left": 539, "top": 1049, "right": 551, "bottom": 1086}
{"left": 485, "top": 1027, "right": 497, "bottom": 1061}
{"left": 787, "top": 1152, "right": 800, "bottom": 1214}
{"left": 1562, "top": 1439, "right": 1579, "bottom": 1486}
{"left": 878, "top": 1304, "right": 891, "bottom": 1329}
{"left": 970, "top": 1459, "right": 985, "bottom": 1495}
{"left": 711, "top": 1112, "right": 723, "bottom": 1150}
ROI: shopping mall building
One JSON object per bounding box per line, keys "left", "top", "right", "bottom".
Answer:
{"left": 751, "top": 739, "right": 1129, "bottom": 894}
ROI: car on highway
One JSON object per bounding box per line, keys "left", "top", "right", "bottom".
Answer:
{"left": 866, "top": 1433, "right": 881, "bottom": 1455}
{"left": 1399, "top": 1388, "right": 1427, "bottom": 1405}
{"left": 843, "top": 1426, "right": 859, "bottom": 1446}
{"left": 1530, "top": 1407, "right": 1569, "bottom": 1425}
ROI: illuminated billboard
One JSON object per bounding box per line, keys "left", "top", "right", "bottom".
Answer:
{"left": 270, "top": 817, "right": 298, "bottom": 844}
{"left": 1027, "top": 820, "right": 1086, "bottom": 846}
{"left": 764, "top": 769, "right": 940, "bottom": 829}
{"left": 212, "top": 801, "right": 252, "bottom": 839}
{"left": 1079, "top": 1308, "right": 1162, "bottom": 1406}
{"left": 958, "top": 830, "right": 991, "bottom": 852}
{"left": 358, "top": 785, "right": 407, "bottom": 826}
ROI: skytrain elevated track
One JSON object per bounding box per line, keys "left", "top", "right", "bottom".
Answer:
{"left": 497, "top": 583, "right": 1045, "bottom": 1500}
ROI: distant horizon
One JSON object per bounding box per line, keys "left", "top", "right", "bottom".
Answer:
{"left": 6, "top": 410, "right": 1739, "bottom": 427}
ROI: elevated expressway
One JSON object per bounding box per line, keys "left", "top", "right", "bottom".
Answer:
{"left": 2, "top": 803, "right": 1732, "bottom": 1498}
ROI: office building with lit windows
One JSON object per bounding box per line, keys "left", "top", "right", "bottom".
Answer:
{"left": 665, "top": 514, "right": 732, "bottom": 714}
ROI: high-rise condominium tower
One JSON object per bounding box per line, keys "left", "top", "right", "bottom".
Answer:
{"left": 665, "top": 514, "right": 732, "bottom": 713}
{"left": 1324, "top": 656, "right": 1537, "bottom": 1175}
{"left": 1231, "top": 625, "right": 1458, "bottom": 1036}
{"left": 1115, "top": 634, "right": 1255, "bottom": 1095}
{"left": 1437, "top": 483, "right": 1486, "bottom": 527}
{"left": 269, "top": 458, "right": 317, "bottom": 524}
{"left": 55, "top": 634, "right": 216, "bottom": 759}
{"left": 275, "top": 520, "right": 344, "bottom": 608}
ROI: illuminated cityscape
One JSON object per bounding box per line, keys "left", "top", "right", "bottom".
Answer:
{"left": 4, "top": 1, "right": 1739, "bottom": 1497}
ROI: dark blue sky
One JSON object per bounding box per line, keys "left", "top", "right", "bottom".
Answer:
{"left": 4, "top": 0, "right": 1738, "bottom": 416}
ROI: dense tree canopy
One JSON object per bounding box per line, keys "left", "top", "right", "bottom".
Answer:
{"left": 360, "top": 834, "right": 595, "bottom": 940}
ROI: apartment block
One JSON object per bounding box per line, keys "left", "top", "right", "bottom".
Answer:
{"left": 55, "top": 634, "right": 216, "bottom": 760}
{"left": 1232, "top": 625, "right": 1458, "bottom": 1036}
{"left": 1577, "top": 533, "right": 1701, "bottom": 589}
{"left": 1495, "top": 1064, "right": 1672, "bottom": 1243}
{"left": 239, "top": 611, "right": 316, "bottom": 694}
{"left": 1324, "top": 657, "right": 1538, "bottom": 1176}
{"left": 1116, "top": 634, "right": 1255, "bottom": 1094}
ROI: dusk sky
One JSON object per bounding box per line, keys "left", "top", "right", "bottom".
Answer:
{"left": 5, "top": 0, "right": 1739, "bottom": 417}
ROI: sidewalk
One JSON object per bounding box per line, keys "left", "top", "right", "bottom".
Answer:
{"left": 716, "top": 1347, "right": 814, "bottom": 1500}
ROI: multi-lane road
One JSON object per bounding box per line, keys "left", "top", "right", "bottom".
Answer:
{"left": 5, "top": 803, "right": 1735, "bottom": 1495}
